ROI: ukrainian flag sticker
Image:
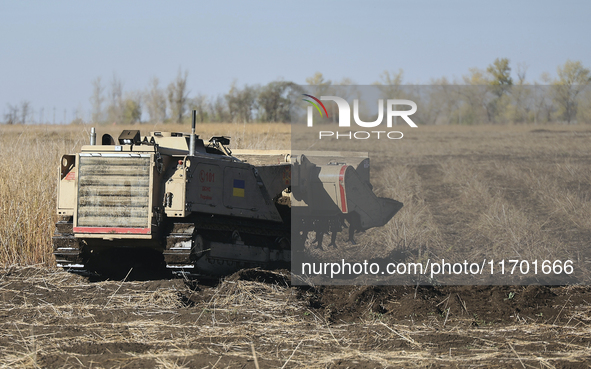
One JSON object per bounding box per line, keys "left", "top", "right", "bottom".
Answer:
{"left": 233, "top": 179, "right": 245, "bottom": 197}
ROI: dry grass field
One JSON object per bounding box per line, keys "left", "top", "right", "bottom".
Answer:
{"left": 1, "top": 122, "right": 591, "bottom": 367}
{"left": 1, "top": 267, "right": 590, "bottom": 368}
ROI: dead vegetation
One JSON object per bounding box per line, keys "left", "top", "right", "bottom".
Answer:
{"left": 298, "top": 124, "right": 591, "bottom": 284}
{"left": 0, "top": 267, "right": 590, "bottom": 368}
{"left": 1, "top": 123, "right": 591, "bottom": 366}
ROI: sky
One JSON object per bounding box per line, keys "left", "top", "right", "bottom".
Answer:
{"left": 0, "top": 0, "right": 590, "bottom": 123}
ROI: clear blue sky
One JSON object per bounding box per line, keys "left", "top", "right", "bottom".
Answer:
{"left": 1, "top": 0, "right": 589, "bottom": 123}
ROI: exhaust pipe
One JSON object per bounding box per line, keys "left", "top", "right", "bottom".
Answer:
{"left": 189, "top": 110, "right": 196, "bottom": 156}
{"left": 90, "top": 127, "right": 96, "bottom": 145}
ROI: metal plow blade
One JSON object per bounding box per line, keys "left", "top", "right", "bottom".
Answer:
{"left": 291, "top": 152, "right": 403, "bottom": 248}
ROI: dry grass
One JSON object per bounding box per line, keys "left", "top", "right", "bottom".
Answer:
{"left": 0, "top": 126, "right": 86, "bottom": 266}
{"left": 0, "top": 267, "right": 590, "bottom": 368}
{"left": 296, "top": 124, "right": 591, "bottom": 284}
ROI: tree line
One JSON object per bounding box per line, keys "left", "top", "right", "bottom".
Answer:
{"left": 85, "top": 70, "right": 300, "bottom": 125}
{"left": 3, "top": 59, "right": 591, "bottom": 125}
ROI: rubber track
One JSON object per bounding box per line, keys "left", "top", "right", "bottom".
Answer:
{"left": 163, "top": 214, "right": 290, "bottom": 276}
{"left": 52, "top": 220, "right": 90, "bottom": 275}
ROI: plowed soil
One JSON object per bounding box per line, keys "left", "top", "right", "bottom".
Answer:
{"left": 1, "top": 267, "right": 590, "bottom": 368}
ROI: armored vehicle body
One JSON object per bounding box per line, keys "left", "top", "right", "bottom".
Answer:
{"left": 53, "top": 113, "right": 402, "bottom": 276}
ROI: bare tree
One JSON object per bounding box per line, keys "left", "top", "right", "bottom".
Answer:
{"left": 306, "top": 72, "right": 332, "bottom": 96}
{"left": 167, "top": 69, "right": 189, "bottom": 123}
{"left": 90, "top": 77, "right": 105, "bottom": 123}
{"left": 305, "top": 72, "right": 333, "bottom": 121}
{"left": 73, "top": 103, "right": 85, "bottom": 124}
{"left": 374, "top": 69, "right": 406, "bottom": 124}
{"left": 123, "top": 91, "right": 142, "bottom": 124}
{"left": 419, "top": 78, "right": 459, "bottom": 125}
{"left": 107, "top": 74, "right": 124, "bottom": 124}
{"left": 376, "top": 69, "right": 403, "bottom": 86}
{"left": 511, "top": 63, "right": 531, "bottom": 123}
{"left": 145, "top": 77, "right": 167, "bottom": 123}
{"left": 20, "top": 101, "right": 31, "bottom": 124}
{"left": 532, "top": 74, "right": 555, "bottom": 124}
{"left": 4, "top": 104, "right": 18, "bottom": 124}
{"left": 516, "top": 63, "right": 528, "bottom": 85}
{"left": 210, "top": 95, "right": 229, "bottom": 122}
{"left": 189, "top": 94, "right": 209, "bottom": 122}
{"left": 460, "top": 68, "right": 496, "bottom": 123}
{"left": 374, "top": 70, "right": 404, "bottom": 100}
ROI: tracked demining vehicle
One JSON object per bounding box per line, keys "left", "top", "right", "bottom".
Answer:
{"left": 53, "top": 113, "right": 402, "bottom": 277}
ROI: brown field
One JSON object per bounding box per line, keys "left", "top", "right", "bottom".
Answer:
{"left": 1, "top": 123, "right": 591, "bottom": 367}
{"left": 295, "top": 124, "right": 591, "bottom": 285}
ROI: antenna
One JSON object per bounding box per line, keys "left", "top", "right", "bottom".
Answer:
{"left": 189, "top": 110, "right": 196, "bottom": 156}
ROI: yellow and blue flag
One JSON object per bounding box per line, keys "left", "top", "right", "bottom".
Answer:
{"left": 233, "top": 179, "right": 245, "bottom": 197}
